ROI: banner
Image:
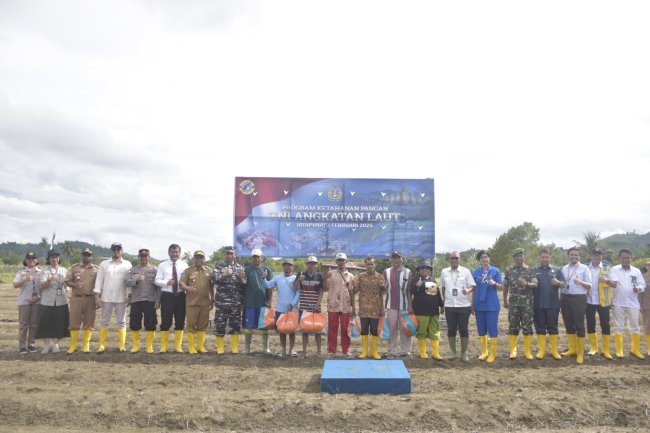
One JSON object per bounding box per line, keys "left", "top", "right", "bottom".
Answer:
{"left": 234, "top": 177, "right": 434, "bottom": 258}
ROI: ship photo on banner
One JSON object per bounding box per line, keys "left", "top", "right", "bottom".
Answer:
{"left": 234, "top": 177, "right": 435, "bottom": 258}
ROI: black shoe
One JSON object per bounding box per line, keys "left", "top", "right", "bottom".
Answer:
{"left": 19, "top": 348, "right": 28, "bottom": 355}
{"left": 27, "top": 344, "right": 37, "bottom": 353}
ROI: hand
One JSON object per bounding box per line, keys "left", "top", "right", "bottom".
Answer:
{"left": 155, "top": 303, "right": 160, "bottom": 310}
{"left": 126, "top": 298, "right": 131, "bottom": 307}
{"left": 440, "top": 307, "right": 445, "bottom": 316}
{"left": 518, "top": 277, "right": 527, "bottom": 288}
{"left": 223, "top": 267, "right": 233, "bottom": 277}
{"left": 416, "top": 279, "right": 423, "bottom": 287}
{"left": 462, "top": 288, "right": 468, "bottom": 295}
{"left": 288, "top": 305, "right": 293, "bottom": 312}
{"left": 95, "top": 299, "right": 101, "bottom": 309}
{"left": 504, "top": 299, "right": 509, "bottom": 309}
{"left": 298, "top": 273, "right": 305, "bottom": 282}
{"left": 138, "top": 274, "right": 145, "bottom": 281}
{"left": 209, "top": 303, "right": 214, "bottom": 310}
{"left": 262, "top": 269, "right": 268, "bottom": 279}
{"left": 167, "top": 278, "right": 176, "bottom": 286}
{"left": 25, "top": 275, "right": 34, "bottom": 282}
{"left": 470, "top": 305, "right": 475, "bottom": 316}
{"left": 265, "top": 299, "right": 271, "bottom": 308}
{"left": 488, "top": 279, "right": 496, "bottom": 286}
{"left": 408, "top": 307, "right": 414, "bottom": 314}
{"left": 634, "top": 286, "right": 640, "bottom": 293}
{"left": 598, "top": 275, "right": 608, "bottom": 284}
{"left": 551, "top": 277, "right": 560, "bottom": 286}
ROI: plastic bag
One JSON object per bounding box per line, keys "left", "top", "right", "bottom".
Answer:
{"left": 258, "top": 307, "right": 276, "bottom": 330}
{"left": 400, "top": 311, "right": 419, "bottom": 337}
{"left": 276, "top": 310, "right": 299, "bottom": 333}
{"left": 348, "top": 317, "right": 361, "bottom": 338}
{"left": 300, "top": 311, "right": 327, "bottom": 333}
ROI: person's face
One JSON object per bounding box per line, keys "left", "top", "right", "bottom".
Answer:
{"left": 138, "top": 253, "right": 149, "bottom": 266}
{"left": 591, "top": 254, "right": 602, "bottom": 266}
{"left": 111, "top": 246, "right": 123, "bottom": 260}
{"left": 365, "top": 260, "right": 375, "bottom": 273}
{"left": 193, "top": 256, "right": 205, "bottom": 267}
{"left": 169, "top": 247, "right": 181, "bottom": 262}
{"left": 82, "top": 253, "right": 92, "bottom": 264}
{"left": 25, "top": 257, "right": 37, "bottom": 268}
{"left": 479, "top": 254, "right": 489, "bottom": 266}
{"left": 48, "top": 255, "right": 60, "bottom": 267}
{"left": 252, "top": 255, "right": 262, "bottom": 267}
{"left": 282, "top": 263, "right": 293, "bottom": 275}
{"left": 391, "top": 256, "right": 402, "bottom": 267}
{"left": 336, "top": 258, "right": 346, "bottom": 269}
{"left": 307, "top": 262, "right": 317, "bottom": 272}
{"left": 539, "top": 252, "right": 551, "bottom": 267}
{"left": 619, "top": 252, "right": 632, "bottom": 268}
{"left": 569, "top": 250, "right": 581, "bottom": 263}
{"left": 449, "top": 254, "right": 461, "bottom": 268}
{"left": 514, "top": 254, "right": 524, "bottom": 266}
{"left": 419, "top": 267, "right": 431, "bottom": 277}
{"left": 225, "top": 251, "right": 235, "bottom": 263}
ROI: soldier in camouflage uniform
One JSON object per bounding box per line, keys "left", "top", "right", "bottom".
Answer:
{"left": 211, "top": 246, "right": 246, "bottom": 354}
{"left": 503, "top": 248, "right": 538, "bottom": 360}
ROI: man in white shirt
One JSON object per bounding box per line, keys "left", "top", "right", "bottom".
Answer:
{"left": 608, "top": 248, "right": 646, "bottom": 359}
{"left": 440, "top": 252, "right": 476, "bottom": 362}
{"left": 560, "top": 247, "right": 592, "bottom": 364}
{"left": 94, "top": 242, "right": 132, "bottom": 353}
{"left": 154, "top": 244, "right": 189, "bottom": 353}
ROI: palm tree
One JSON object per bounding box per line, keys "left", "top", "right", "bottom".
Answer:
{"left": 62, "top": 241, "right": 76, "bottom": 263}
{"left": 574, "top": 231, "right": 602, "bottom": 258}
{"left": 39, "top": 236, "right": 49, "bottom": 258}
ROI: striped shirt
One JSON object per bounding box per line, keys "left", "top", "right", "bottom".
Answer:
{"left": 297, "top": 271, "right": 324, "bottom": 311}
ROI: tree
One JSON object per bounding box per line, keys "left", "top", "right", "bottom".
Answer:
{"left": 489, "top": 222, "right": 541, "bottom": 271}
{"left": 62, "top": 241, "right": 77, "bottom": 263}
{"left": 39, "top": 236, "right": 49, "bottom": 258}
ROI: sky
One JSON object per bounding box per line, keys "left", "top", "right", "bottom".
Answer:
{"left": 1, "top": 0, "right": 649, "bottom": 259}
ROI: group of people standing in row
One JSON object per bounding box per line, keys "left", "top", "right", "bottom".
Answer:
{"left": 13, "top": 243, "right": 650, "bottom": 363}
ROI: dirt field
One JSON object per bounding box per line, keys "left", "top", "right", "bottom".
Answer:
{"left": 1, "top": 281, "right": 649, "bottom": 433}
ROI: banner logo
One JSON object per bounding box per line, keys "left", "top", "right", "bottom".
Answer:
{"left": 239, "top": 180, "right": 255, "bottom": 195}
{"left": 327, "top": 185, "right": 343, "bottom": 202}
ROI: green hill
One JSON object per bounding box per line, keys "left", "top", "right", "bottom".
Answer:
{"left": 600, "top": 231, "right": 650, "bottom": 258}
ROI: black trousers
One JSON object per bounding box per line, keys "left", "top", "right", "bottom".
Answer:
{"left": 360, "top": 317, "right": 379, "bottom": 336}
{"left": 445, "top": 306, "right": 471, "bottom": 338}
{"left": 586, "top": 303, "right": 611, "bottom": 335}
{"left": 560, "top": 294, "right": 586, "bottom": 337}
{"left": 533, "top": 308, "right": 559, "bottom": 335}
{"left": 129, "top": 300, "right": 157, "bottom": 331}
{"left": 160, "top": 292, "right": 186, "bottom": 331}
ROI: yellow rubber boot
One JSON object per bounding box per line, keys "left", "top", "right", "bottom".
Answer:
{"left": 631, "top": 334, "right": 646, "bottom": 359}
{"left": 131, "top": 331, "right": 141, "bottom": 353}
{"left": 615, "top": 334, "right": 624, "bottom": 358}
{"left": 431, "top": 340, "right": 442, "bottom": 361}
{"left": 478, "top": 336, "right": 488, "bottom": 361}
{"left": 231, "top": 334, "right": 239, "bottom": 354}
{"left": 174, "top": 330, "right": 184, "bottom": 353}
{"left": 561, "top": 334, "right": 577, "bottom": 357}
{"left": 509, "top": 335, "right": 518, "bottom": 359}
{"left": 82, "top": 330, "right": 92, "bottom": 353}
{"left": 646, "top": 334, "right": 650, "bottom": 356}
{"left": 359, "top": 335, "right": 369, "bottom": 359}
{"left": 97, "top": 329, "right": 108, "bottom": 353}
{"left": 587, "top": 333, "right": 598, "bottom": 356}
{"left": 145, "top": 331, "right": 155, "bottom": 354}
{"left": 67, "top": 330, "right": 79, "bottom": 354}
{"left": 370, "top": 336, "right": 381, "bottom": 360}
{"left": 418, "top": 338, "right": 429, "bottom": 359}
{"left": 118, "top": 329, "right": 127, "bottom": 352}
{"left": 549, "top": 335, "right": 562, "bottom": 360}
{"left": 601, "top": 335, "right": 613, "bottom": 360}
{"left": 523, "top": 335, "right": 533, "bottom": 360}
{"left": 536, "top": 335, "right": 546, "bottom": 360}
{"left": 215, "top": 336, "right": 225, "bottom": 355}
{"left": 576, "top": 337, "right": 585, "bottom": 364}
{"left": 160, "top": 331, "right": 169, "bottom": 353}
{"left": 197, "top": 331, "right": 207, "bottom": 353}
{"left": 487, "top": 338, "right": 498, "bottom": 364}
{"left": 187, "top": 332, "right": 197, "bottom": 354}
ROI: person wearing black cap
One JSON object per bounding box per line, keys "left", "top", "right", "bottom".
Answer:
{"left": 65, "top": 248, "right": 98, "bottom": 353}
{"left": 411, "top": 259, "right": 444, "bottom": 360}
{"left": 13, "top": 251, "right": 42, "bottom": 354}
{"left": 211, "top": 246, "right": 246, "bottom": 354}
{"left": 585, "top": 248, "right": 613, "bottom": 359}
{"left": 36, "top": 250, "right": 70, "bottom": 354}
{"left": 94, "top": 242, "right": 132, "bottom": 353}
{"left": 125, "top": 248, "right": 159, "bottom": 354}
{"left": 503, "top": 248, "right": 538, "bottom": 360}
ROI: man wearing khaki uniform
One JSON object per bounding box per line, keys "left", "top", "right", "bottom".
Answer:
{"left": 65, "top": 248, "right": 98, "bottom": 354}
{"left": 180, "top": 250, "right": 214, "bottom": 354}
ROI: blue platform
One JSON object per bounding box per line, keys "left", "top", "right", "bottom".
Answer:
{"left": 320, "top": 360, "right": 411, "bottom": 394}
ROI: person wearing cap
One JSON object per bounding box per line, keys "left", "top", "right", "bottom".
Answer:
{"left": 532, "top": 249, "right": 565, "bottom": 360}
{"left": 608, "top": 248, "right": 646, "bottom": 359}
{"left": 639, "top": 260, "right": 650, "bottom": 356}
{"left": 472, "top": 250, "right": 503, "bottom": 363}
{"left": 180, "top": 250, "right": 214, "bottom": 354}
{"left": 94, "top": 242, "right": 132, "bottom": 353}
{"left": 324, "top": 252, "right": 355, "bottom": 357}
{"left": 294, "top": 255, "right": 325, "bottom": 357}
{"left": 383, "top": 251, "right": 414, "bottom": 358}
{"left": 65, "top": 248, "right": 98, "bottom": 353}
{"left": 352, "top": 256, "right": 386, "bottom": 360}
{"left": 560, "top": 247, "right": 592, "bottom": 364}
{"left": 503, "top": 248, "right": 538, "bottom": 360}
{"left": 125, "top": 249, "right": 159, "bottom": 354}
{"left": 211, "top": 246, "right": 246, "bottom": 355}
{"left": 243, "top": 248, "right": 273, "bottom": 354}
{"left": 410, "top": 259, "right": 444, "bottom": 360}
{"left": 586, "top": 248, "right": 613, "bottom": 359}
{"left": 440, "top": 252, "right": 475, "bottom": 361}
{"left": 154, "top": 244, "right": 189, "bottom": 353}
{"left": 13, "top": 251, "right": 42, "bottom": 354}
{"left": 35, "top": 250, "right": 70, "bottom": 354}
{"left": 265, "top": 259, "right": 299, "bottom": 357}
